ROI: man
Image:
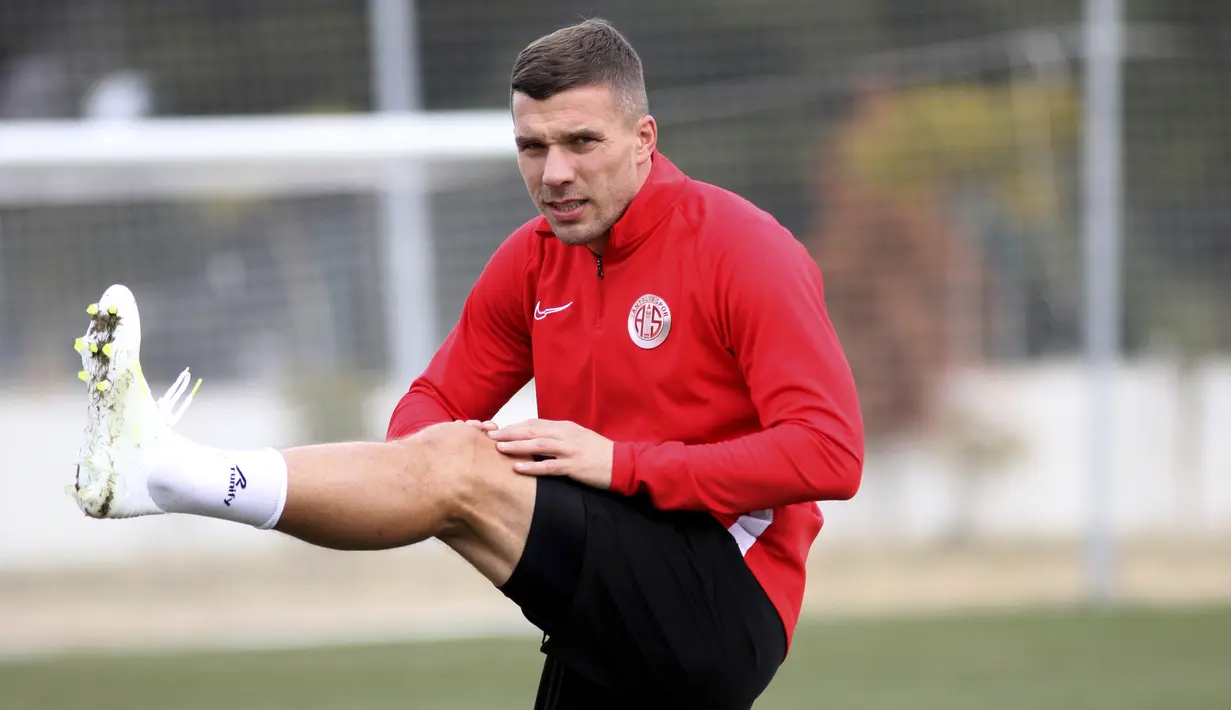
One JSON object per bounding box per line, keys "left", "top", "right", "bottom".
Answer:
{"left": 69, "top": 18, "right": 863, "bottom": 710}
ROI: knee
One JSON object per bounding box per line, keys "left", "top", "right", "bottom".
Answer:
{"left": 393, "top": 421, "right": 494, "bottom": 487}
{"left": 402, "top": 420, "right": 491, "bottom": 461}
{"left": 390, "top": 421, "right": 519, "bottom": 527}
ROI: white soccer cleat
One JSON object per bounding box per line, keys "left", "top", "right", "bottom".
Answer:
{"left": 71, "top": 284, "right": 201, "bottom": 519}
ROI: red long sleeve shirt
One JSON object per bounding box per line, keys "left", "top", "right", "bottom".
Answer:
{"left": 387, "top": 152, "right": 864, "bottom": 646}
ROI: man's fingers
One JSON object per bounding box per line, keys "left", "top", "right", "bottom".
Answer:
{"left": 489, "top": 418, "right": 563, "bottom": 441}
{"left": 512, "top": 458, "right": 562, "bottom": 476}
{"left": 495, "top": 438, "right": 569, "bottom": 458}
{"left": 487, "top": 421, "right": 531, "bottom": 441}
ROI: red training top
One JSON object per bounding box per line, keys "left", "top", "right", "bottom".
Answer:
{"left": 387, "top": 152, "right": 864, "bottom": 647}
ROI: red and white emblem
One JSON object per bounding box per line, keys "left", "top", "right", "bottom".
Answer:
{"left": 627, "top": 294, "right": 672, "bottom": 349}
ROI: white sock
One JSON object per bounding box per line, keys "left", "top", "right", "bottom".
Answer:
{"left": 146, "top": 435, "right": 289, "bottom": 530}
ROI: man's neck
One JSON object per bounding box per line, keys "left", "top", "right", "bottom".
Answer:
{"left": 588, "top": 156, "right": 654, "bottom": 258}
{"left": 588, "top": 234, "right": 610, "bottom": 257}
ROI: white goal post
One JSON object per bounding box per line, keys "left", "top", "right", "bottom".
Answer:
{"left": 0, "top": 112, "right": 513, "bottom": 167}
{"left": 0, "top": 111, "right": 514, "bottom": 202}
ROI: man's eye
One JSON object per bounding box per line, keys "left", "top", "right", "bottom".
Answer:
{"left": 520, "top": 143, "right": 544, "bottom": 152}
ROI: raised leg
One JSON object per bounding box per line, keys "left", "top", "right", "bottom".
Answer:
{"left": 69, "top": 284, "right": 538, "bottom": 587}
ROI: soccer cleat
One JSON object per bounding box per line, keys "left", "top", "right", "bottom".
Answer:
{"left": 71, "top": 285, "right": 202, "bottom": 519}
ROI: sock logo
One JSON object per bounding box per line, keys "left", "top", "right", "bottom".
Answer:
{"left": 223, "top": 465, "right": 248, "bottom": 507}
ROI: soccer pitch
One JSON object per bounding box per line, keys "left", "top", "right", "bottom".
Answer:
{"left": 4, "top": 605, "right": 1229, "bottom": 710}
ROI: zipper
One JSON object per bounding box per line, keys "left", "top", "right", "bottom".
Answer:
{"left": 592, "top": 252, "right": 605, "bottom": 330}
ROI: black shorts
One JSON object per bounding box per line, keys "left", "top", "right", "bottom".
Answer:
{"left": 499, "top": 477, "right": 786, "bottom": 710}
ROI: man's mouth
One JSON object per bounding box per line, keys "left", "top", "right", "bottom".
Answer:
{"left": 546, "top": 200, "right": 588, "bottom": 220}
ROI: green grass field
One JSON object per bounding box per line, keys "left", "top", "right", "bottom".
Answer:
{"left": 4, "top": 605, "right": 1229, "bottom": 710}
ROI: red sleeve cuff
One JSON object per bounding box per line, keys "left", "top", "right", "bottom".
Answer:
{"left": 609, "top": 442, "right": 639, "bottom": 495}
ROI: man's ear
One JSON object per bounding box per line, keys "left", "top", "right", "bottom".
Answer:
{"left": 635, "top": 115, "right": 658, "bottom": 162}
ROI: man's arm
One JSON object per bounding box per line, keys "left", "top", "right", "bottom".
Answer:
{"left": 608, "top": 221, "right": 864, "bottom": 514}
{"left": 386, "top": 229, "right": 537, "bottom": 441}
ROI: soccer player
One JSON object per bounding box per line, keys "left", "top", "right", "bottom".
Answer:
{"left": 69, "top": 18, "right": 863, "bottom": 710}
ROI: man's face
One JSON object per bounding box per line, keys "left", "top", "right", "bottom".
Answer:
{"left": 513, "top": 85, "right": 656, "bottom": 250}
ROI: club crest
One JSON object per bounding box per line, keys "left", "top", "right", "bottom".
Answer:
{"left": 627, "top": 294, "right": 671, "bottom": 349}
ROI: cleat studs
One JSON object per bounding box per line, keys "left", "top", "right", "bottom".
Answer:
{"left": 78, "top": 370, "right": 88, "bottom": 382}
{"left": 108, "top": 305, "right": 118, "bottom": 315}
{"left": 89, "top": 343, "right": 98, "bottom": 353}
{"left": 96, "top": 380, "right": 110, "bottom": 392}
{"left": 102, "top": 343, "right": 113, "bottom": 358}
{"left": 87, "top": 303, "right": 99, "bottom": 315}
{"left": 74, "top": 337, "right": 85, "bottom": 353}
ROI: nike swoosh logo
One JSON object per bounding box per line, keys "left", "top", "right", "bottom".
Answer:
{"left": 534, "top": 301, "right": 573, "bottom": 321}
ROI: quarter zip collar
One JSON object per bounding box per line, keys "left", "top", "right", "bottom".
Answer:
{"left": 535, "top": 151, "right": 687, "bottom": 264}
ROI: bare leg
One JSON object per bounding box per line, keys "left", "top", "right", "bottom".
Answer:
{"left": 274, "top": 422, "right": 537, "bottom": 586}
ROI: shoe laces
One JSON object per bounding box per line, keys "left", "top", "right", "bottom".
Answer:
{"left": 156, "top": 368, "right": 202, "bottom": 427}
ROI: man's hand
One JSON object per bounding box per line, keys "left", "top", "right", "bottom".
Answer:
{"left": 485, "top": 419, "right": 614, "bottom": 490}
{"left": 460, "top": 419, "right": 498, "bottom": 432}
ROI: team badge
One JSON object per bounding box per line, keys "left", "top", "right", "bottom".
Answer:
{"left": 627, "top": 294, "right": 671, "bottom": 349}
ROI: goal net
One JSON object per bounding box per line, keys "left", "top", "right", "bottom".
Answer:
{"left": 0, "top": 112, "right": 541, "bottom": 444}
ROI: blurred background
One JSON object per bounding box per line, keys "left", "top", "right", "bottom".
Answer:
{"left": 1, "top": 1, "right": 1229, "bottom": 708}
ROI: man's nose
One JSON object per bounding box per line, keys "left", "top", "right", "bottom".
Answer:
{"left": 541, "top": 146, "right": 576, "bottom": 187}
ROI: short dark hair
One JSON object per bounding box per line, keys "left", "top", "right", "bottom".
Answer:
{"left": 510, "top": 18, "right": 648, "bottom": 119}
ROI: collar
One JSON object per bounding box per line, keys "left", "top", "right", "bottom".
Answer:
{"left": 534, "top": 151, "right": 688, "bottom": 261}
